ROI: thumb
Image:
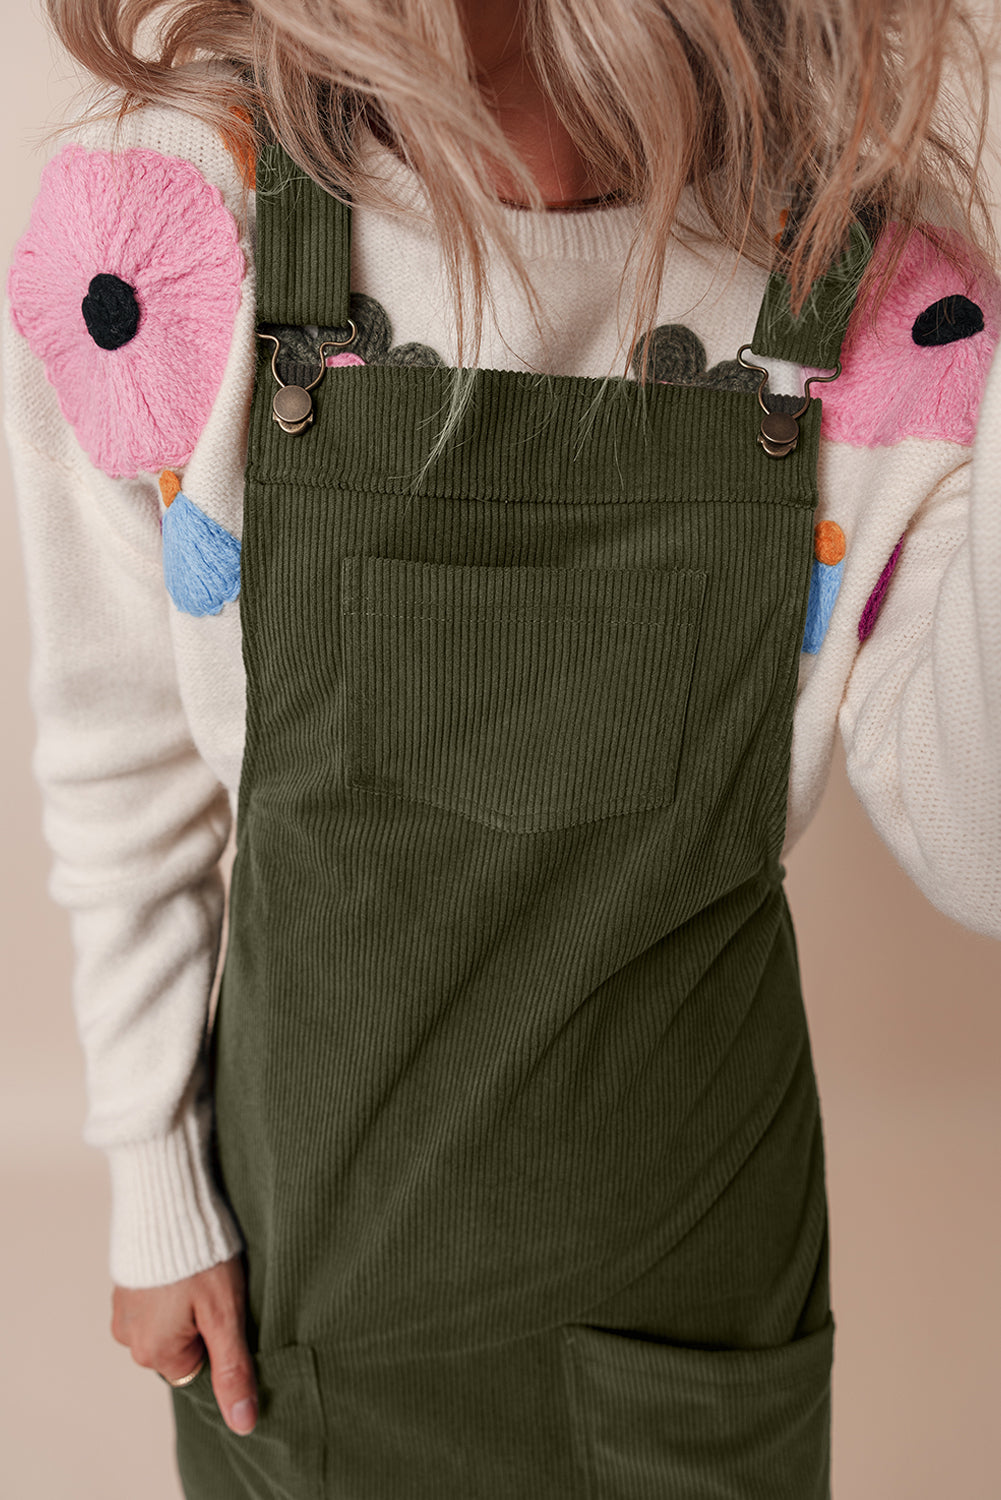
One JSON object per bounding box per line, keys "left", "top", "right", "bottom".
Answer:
{"left": 201, "top": 1318, "right": 259, "bottom": 1436}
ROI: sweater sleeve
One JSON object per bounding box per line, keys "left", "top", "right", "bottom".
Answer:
{"left": 3, "top": 302, "right": 244, "bottom": 1285}
{"left": 2, "top": 102, "right": 253, "bottom": 1285}
{"left": 837, "top": 357, "right": 1001, "bottom": 939}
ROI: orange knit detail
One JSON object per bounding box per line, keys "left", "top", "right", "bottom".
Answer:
{"left": 219, "top": 107, "right": 256, "bottom": 190}
{"left": 773, "top": 207, "right": 790, "bottom": 247}
{"left": 159, "top": 469, "right": 182, "bottom": 508}
{"left": 814, "top": 520, "right": 846, "bottom": 566}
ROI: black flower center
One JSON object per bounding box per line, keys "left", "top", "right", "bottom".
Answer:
{"left": 911, "top": 295, "right": 984, "bottom": 347}
{"left": 81, "top": 274, "right": 141, "bottom": 351}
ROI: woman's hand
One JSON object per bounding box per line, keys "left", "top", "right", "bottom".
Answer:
{"left": 110, "top": 1252, "right": 258, "bottom": 1435}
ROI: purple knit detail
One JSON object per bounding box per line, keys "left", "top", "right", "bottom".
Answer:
{"left": 858, "top": 536, "right": 905, "bottom": 642}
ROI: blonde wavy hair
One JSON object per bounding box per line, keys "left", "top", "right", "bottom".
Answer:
{"left": 45, "top": 0, "right": 996, "bottom": 392}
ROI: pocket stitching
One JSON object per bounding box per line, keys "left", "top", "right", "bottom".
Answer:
{"left": 565, "top": 1311, "right": 835, "bottom": 1384}
{"left": 341, "top": 559, "right": 708, "bottom": 834}
{"left": 560, "top": 1316, "right": 834, "bottom": 1496}
{"left": 257, "top": 1343, "right": 326, "bottom": 1500}
{"left": 560, "top": 1328, "right": 598, "bottom": 1500}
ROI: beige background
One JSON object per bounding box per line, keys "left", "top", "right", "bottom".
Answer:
{"left": 1, "top": 5, "right": 1000, "bottom": 1497}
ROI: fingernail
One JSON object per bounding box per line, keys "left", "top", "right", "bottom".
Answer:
{"left": 230, "top": 1397, "right": 257, "bottom": 1435}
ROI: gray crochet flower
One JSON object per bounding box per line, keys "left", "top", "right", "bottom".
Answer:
{"left": 261, "top": 292, "right": 444, "bottom": 388}
{"left": 631, "top": 324, "right": 803, "bottom": 412}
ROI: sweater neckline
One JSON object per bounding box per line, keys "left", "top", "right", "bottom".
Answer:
{"left": 352, "top": 125, "right": 654, "bottom": 265}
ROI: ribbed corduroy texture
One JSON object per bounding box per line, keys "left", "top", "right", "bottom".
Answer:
{"left": 752, "top": 222, "right": 874, "bottom": 369}
{"left": 253, "top": 142, "right": 352, "bottom": 328}
{"left": 248, "top": 359, "right": 822, "bottom": 503}
{"left": 171, "top": 142, "right": 864, "bottom": 1498}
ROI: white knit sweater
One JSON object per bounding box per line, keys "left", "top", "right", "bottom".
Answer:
{"left": 4, "top": 99, "right": 1000, "bottom": 1289}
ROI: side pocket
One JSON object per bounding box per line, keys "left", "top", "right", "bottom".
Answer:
{"left": 174, "top": 1343, "right": 325, "bottom": 1500}
{"left": 561, "top": 1314, "right": 834, "bottom": 1500}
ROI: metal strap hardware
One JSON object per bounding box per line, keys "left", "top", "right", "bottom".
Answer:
{"left": 736, "top": 346, "right": 842, "bottom": 458}
{"left": 257, "top": 324, "right": 357, "bottom": 435}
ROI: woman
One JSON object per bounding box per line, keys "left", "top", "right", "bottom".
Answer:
{"left": 5, "top": 1, "right": 999, "bottom": 1494}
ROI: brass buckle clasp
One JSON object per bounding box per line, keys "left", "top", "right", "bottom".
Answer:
{"left": 736, "top": 345, "right": 841, "bottom": 458}
{"left": 256, "top": 323, "right": 358, "bottom": 435}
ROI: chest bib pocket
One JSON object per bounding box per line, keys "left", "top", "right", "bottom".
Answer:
{"left": 340, "top": 556, "right": 707, "bottom": 835}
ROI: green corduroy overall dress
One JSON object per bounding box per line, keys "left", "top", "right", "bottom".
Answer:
{"left": 171, "top": 143, "right": 869, "bottom": 1498}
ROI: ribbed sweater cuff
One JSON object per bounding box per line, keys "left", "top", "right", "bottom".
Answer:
{"left": 105, "top": 1098, "right": 244, "bottom": 1288}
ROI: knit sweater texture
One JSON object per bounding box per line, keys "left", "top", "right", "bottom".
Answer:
{"left": 4, "top": 97, "right": 1001, "bottom": 1288}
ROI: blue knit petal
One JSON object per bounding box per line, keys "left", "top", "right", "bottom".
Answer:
{"left": 162, "top": 491, "right": 241, "bottom": 617}
{"left": 801, "top": 558, "right": 844, "bottom": 655}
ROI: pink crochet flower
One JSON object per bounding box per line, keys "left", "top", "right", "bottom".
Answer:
{"left": 814, "top": 223, "right": 1001, "bottom": 449}
{"left": 8, "top": 145, "right": 245, "bottom": 477}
